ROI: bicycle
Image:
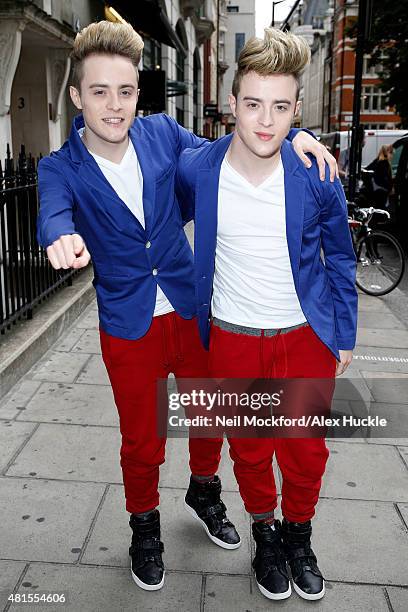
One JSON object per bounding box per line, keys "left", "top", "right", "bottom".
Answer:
{"left": 347, "top": 204, "right": 405, "bottom": 296}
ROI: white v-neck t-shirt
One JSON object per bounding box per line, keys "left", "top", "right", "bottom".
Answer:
{"left": 211, "top": 156, "right": 306, "bottom": 328}
{"left": 79, "top": 130, "right": 173, "bottom": 317}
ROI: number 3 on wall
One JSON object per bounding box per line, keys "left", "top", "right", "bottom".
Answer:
{"left": 18, "top": 97, "right": 25, "bottom": 110}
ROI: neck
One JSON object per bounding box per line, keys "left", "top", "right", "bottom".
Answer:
{"left": 227, "top": 133, "right": 281, "bottom": 187}
{"left": 82, "top": 130, "right": 129, "bottom": 164}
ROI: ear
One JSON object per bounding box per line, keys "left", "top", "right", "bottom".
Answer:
{"left": 294, "top": 99, "right": 301, "bottom": 118}
{"left": 70, "top": 86, "right": 82, "bottom": 110}
{"left": 228, "top": 93, "right": 237, "bottom": 118}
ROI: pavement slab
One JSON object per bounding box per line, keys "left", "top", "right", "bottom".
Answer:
{"left": 0, "top": 478, "right": 105, "bottom": 563}
{"left": 5, "top": 423, "right": 122, "bottom": 483}
{"left": 75, "top": 306, "right": 99, "bottom": 329}
{"left": 203, "top": 575, "right": 389, "bottom": 612}
{"left": 82, "top": 484, "right": 251, "bottom": 576}
{"left": 16, "top": 382, "right": 117, "bottom": 426}
{"left": 0, "top": 560, "right": 26, "bottom": 611}
{"left": 357, "top": 311, "right": 404, "bottom": 329}
{"left": 76, "top": 355, "right": 110, "bottom": 385}
{"left": 161, "top": 488, "right": 251, "bottom": 575}
{"left": 312, "top": 498, "right": 408, "bottom": 585}
{"left": 0, "top": 380, "right": 42, "bottom": 420}
{"left": 71, "top": 330, "right": 101, "bottom": 354}
{"left": 331, "top": 377, "right": 373, "bottom": 402}
{"left": 7, "top": 564, "right": 202, "bottom": 612}
{"left": 398, "top": 446, "right": 408, "bottom": 470}
{"left": 396, "top": 503, "right": 408, "bottom": 528}
{"left": 31, "top": 351, "right": 91, "bottom": 384}
{"left": 356, "top": 328, "right": 408, "bottom": 349}
{"left": 359, "top": 372, "right": 408, "bottom": 404}
{"left": 387, "top": 587, "right": 408, "bottom": 612}
{"left": 363, "top": 403, "right": 408, "bottom": 441}
{"left": 351, "top": 347, "right": 408, "bottom": 373}
{"left": 54, "top": 327, "right": 86, "bottom": 352}
{"left": 322, "top": 442, "right": 408, "bottom": 502}
{"left": 357, "top": 294, "right": 395, "bottom": 313}
{"left": 0, "top": 421, "right": 37, "bottom": 473}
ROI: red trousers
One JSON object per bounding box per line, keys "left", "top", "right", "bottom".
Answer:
{"left": 208, "top": 324, "right": 336, "bottom": 523}
{"left": 100, "top": 312, "right": 223, "bottom": 514}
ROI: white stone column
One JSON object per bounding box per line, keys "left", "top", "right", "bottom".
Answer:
{"left": 46, "top": 50, "right": 71, "bottom": 152}
{"left": 0, "top": 20, "right": 25, "bottom": 160}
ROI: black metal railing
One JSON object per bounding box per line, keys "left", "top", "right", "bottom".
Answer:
{"left": 0, "top": 145, "right": 79, "bottom": 335}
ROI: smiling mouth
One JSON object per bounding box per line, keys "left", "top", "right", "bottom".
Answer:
{"left": 102, "top": 118, "right": 124, "bottom": 124}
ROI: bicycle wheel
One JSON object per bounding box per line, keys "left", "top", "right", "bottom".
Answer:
{"left": 355, "top": 231, "right": 405, "bottom": 296}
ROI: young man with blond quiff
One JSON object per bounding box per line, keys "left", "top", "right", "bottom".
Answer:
{"left": 37, "top": 20, "right": 339, "bottom": 592}
{"left": 177, "top": 28, "right": 357, "bottom": 601}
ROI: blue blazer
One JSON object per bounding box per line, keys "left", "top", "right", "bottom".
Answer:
{"left": 176, "top": 134, "right": 358, "bottom": 359}
{"left": 37, "top": 113, "right": 204, "bottom": 339}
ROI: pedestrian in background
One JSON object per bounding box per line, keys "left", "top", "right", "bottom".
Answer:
{"left": 366, "top": 144, "right": 393, "bottom": 208}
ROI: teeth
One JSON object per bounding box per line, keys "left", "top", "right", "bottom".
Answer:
{"left": 103, "top": 118, "right": 122, "bottom": 124}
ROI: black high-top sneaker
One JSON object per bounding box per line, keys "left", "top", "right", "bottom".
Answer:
{"left": 184, "top": 475, "right": 241, "bottom": 549}
{"left": 129, "top": 509, "right": 165, "bottom": 590}
{"left": 281, "top": 518, "right": 325, "bottom": 600}
{"left": 252, "top": 519, "right": 292, "bottom": 600}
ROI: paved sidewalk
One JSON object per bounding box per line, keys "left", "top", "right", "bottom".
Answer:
{"left": 1, "top": 291, "right": 408, "bottom": 611}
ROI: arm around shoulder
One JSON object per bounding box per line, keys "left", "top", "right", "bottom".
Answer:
{"left": 320, "top": 177, "right": 358, "bottom": 350}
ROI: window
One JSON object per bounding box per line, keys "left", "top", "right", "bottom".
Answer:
{"left": 361, "top": 86, "right": 389, "bottom": 113}
{"left": 219, "top": 30, "right": 226, "bottom": 62}
{"left": 235, "top": 33, "right": 245, "bottom": 62}
{"left": 143, "top": 38, "right": 161, "bottom": 71}
{"left": 312, "top": 16, "right": 324, "bottom": 29}
{"left": 227, "top": 5, "right": 239, "bottom": 12}
{"left": 363, "top": 53, "right": 386, "bottom": 76}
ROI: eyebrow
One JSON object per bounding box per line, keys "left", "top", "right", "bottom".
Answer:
{"left": 242, "top": 96, "right": 292, "bottom": 104}
{"left": 89, "top": 83, "right": 136, "bottom": 89}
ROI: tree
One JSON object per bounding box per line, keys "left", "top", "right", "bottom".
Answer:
{"left": 365, "top": 1, "right": 408, "bottom": 127}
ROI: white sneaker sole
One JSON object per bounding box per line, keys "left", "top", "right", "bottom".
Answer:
{"left": 184, "top": 500, "right": 241, "bottom": 550}
{"left": 256, "top": 578, "right": 292, "bottom": 600}
{"left": 130, "top": 561, "right": 165, "bottom": 591}
{"left": 293, "top": 580, "right": 325, "bottom": 600}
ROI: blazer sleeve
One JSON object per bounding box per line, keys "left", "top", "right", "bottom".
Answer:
{"left": 175, "top": 149, "right": 197, "bottom": 225}
{"left": 37, "top": 157, "right": 77, "bottom": 248}
{"left": 319, "top": 175, "right": 358, "bottom": 351}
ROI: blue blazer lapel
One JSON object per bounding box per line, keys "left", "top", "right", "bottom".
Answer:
{"left": 68, "top": 114, "right": 147, "bottom": 234}
{"left": 281, "top": 140, "right": 306, "bottom": 289}
{"left": 195, "top": 168, "right": 219, "bottom": 278}
{"left": 195, "top": 135, "right": 232, "bottom": 278}
{"left": 129, "top": 125, "right": 156, "bottom": 235}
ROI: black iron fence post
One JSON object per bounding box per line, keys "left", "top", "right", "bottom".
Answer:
{"left": 0, "top": 144, "right": 82, "bottom": 335}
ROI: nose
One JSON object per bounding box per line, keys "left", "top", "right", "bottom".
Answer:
{"left": 260, "top": 108, "right": 274, "bottom": 127}
{"left": 107, "top": 92, "right": 122, "bottom": 111}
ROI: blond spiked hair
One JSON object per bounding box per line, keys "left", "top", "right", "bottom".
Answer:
{"left": 71, "top": 20, "right": 144, "bottom": 90}
{"left": 232, "top": 28, "right": 311, "bottom": 99}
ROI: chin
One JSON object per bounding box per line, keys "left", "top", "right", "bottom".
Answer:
{"left": 251, "top": 146, "right": 280, "bottom": 159}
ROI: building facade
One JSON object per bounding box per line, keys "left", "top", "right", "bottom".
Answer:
{"left": 0, "top": 0, "right": 218, "bottom": 160}
{"left": 281, "top": 0, "right": 401, "bottom": 134}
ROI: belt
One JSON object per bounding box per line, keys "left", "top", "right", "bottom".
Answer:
{"left": 212, "top": 317, "right": 309, "bottom": 337}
